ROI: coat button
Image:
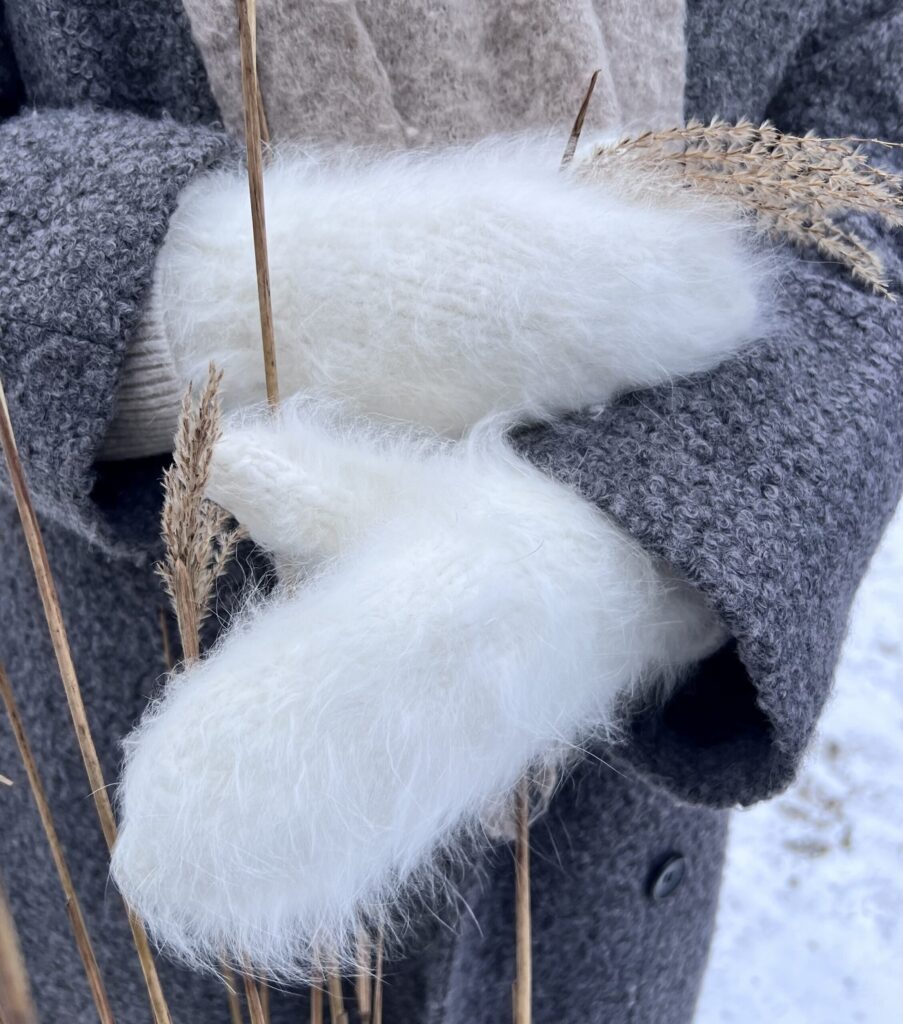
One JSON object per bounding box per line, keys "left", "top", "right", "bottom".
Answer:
{"left": 648, "top": 854, "right": 686, "bottom": 901}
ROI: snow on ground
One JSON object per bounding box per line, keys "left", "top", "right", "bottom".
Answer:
{"left": 697, "top": 503, "right": 903, "bottom": 1023}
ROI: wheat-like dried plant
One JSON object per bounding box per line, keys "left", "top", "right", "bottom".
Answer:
{"left": 157, "top": 366, "right": 251, "bottom": 1020}
{"left": 157, "top": 364, "right": 245, "bottom": 664}
{"left": 585, "top": 119, "right": 903, "bottom": 296}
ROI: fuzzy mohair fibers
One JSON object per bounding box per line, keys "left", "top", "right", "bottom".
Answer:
{"left": 111, "top": 142, "right": 764, "bottom": 974}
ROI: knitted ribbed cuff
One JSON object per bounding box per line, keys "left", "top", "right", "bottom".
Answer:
{"left": 101, "top": 279, "right": 183, "bottom": 460}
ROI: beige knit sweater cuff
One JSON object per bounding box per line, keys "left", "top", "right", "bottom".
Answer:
{"left": 101, "top": 281, "right": 183, "bottom": 460}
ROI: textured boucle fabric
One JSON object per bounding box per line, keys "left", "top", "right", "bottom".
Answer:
{"left": 0, "top": 106, "right": 234, "bottom": 552}
{"left": 380, "top": 753, "right": 728, "bottom": 1024}
{"left": 515, "top": 0, "right": 903, "bottom": 808}
{"left": 516, "top": 251, "right": 903, "bottom": 807}
{"left": 3, "top": 0, "right": 218, "bottom": 122}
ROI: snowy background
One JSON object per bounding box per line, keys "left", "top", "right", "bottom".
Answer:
{"left": 697, "top": 504, "right": 903, "bottom": 1023}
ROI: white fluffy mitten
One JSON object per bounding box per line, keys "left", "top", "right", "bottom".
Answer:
{"left": 112, "top": 402, "right": 725, "bottom": 976}
{"left": 111, "top": 135, "right": 766, "bottom": 975}
{"left": 105, "top": 134, "right": 765, "bottom": 458}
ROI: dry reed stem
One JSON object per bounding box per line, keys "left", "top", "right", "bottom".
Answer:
{"left": 0, "top": 665, "right": 114, "bottom": 1024}
{"left": 0, "top": 773, "right": 13, "bottom": 786}
{"left": 512, "top": 781, "right": 532, "bottom": 1024}
{"left": 0, "top": 375, "right": 172, "bottom": 1024}
{"left": 586, "top": 118, "right": 903, "bottom": 296}
{"left": 235, "top": 5, "right": 345, "bottom": 1017}
{"left": 159, "top": 615, "right": 246, "bottom": 1024}
{"left": 236, "top": 5, "right": 278, "bottom": 1018}
{"left": 237, "top": 0, "right": 279, "bottom": 406}
{"left": 354, "top": 932, "right": 372, "bottom": 1023}
{"left": 327, "top": 972, "right": 348, "bottom": 1024}
{"left": 159, "top": 369, "right": 256, "bottom": 1024}
{"left": 560, "top": 68, "right": 600, "bottom": 169}
{"left": 221, "top": 964, "right": 245, "bottom": 1024}
{"left": 372, "top": 935, "right": 384, "bottom": 1024}
{"left": 243, "top": 971, "right": 267, "bottom": 1024}
{"left": 0, "top": 877, "right": 39, "bottom": 1024}
{"left": 310, "top": 981, "right": 324, "bottom": 1024}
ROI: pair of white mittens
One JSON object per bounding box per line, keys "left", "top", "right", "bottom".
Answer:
{"left": 111, "top": 136, "right": 762, "bottom": 976}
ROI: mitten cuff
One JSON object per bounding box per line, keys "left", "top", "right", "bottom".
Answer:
{"left": 101, "top": 277, "right": 183, "bottom": 460}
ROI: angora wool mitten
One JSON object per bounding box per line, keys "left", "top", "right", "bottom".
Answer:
{"left": 112, "top": 403, "right": 728, "bottom": 975}
{"left": 105, "top": 135, "right": 764, "bottom": 455}
{"left": 112, "top": 137, "right": 766, "bottom": 975}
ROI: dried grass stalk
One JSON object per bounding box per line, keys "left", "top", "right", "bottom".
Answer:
{"left": 157, "top": 365, "right": 244, "bottom": 663}
{"left": 560, "top": 68, "right": 600, "bottom": 169}
{"left": 242, "top": 972, "right": 267, "bottom": 1024}
{"left": 0, "top": 375, "right": 172, "bottom": 1024}
{"left": 585, "top": 118, "right": 903, "bottom": 296}
{"left": 0, "top": 665, "right": 114, "bottom": 1024}
{"left": 157, "top": 367, "right": 251, "bottom": 1023}
{"left": 512, "top": 780, "right": 532, "bottom": 1024}
{"left": 221, "top": 964, "right": 245, "bottom": 1024}
{"left": 327, "top": 971, "right": 348, "bottom": 1024}
{"left": 236, "top": 0, "right": 279, "bottom": 406}
{"left": 372, "top": 935, "right": 384, "bottom": 1024}
{"left": 159, "top": 614, "right": 246, "bottom": 1024}
{"left": 235, "top": 5, "right": 344, "bottom": 1017}
{"left": 354, "top": 932, "right": 372, "bottom": 1023}
{"left": 0, "top": 877, "right": 39, "bottom": 1024}
{"left": 310, "top": 980, "right": 324, "bottom": 1024}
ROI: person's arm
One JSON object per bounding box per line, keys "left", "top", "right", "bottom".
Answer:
{"left": 0, "top": 43, "right": 233, "bottom": 549}
{"left": 513, "top": 0, "right": 903, "bottom": 807}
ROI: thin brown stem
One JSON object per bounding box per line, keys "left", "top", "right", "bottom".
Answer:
{"left": 236, "top": 0, "right": 279, "bottom": 406}
{"left": 513, "top": 780, "right": 532, "bottom": 1024}
{"left": 310, "top": 980, "right": 324, "bottom": 1024}
{"left": 0, "top": 376, "right": 171, "bottom": 1024}
{"left": 0, "top": 665, "right": 114, "bottom": 1024}
{"left": 372, "top": 935, "right": 384, "bottom": 1024}
{"left": 355, "top": 932, "right": 372, "bottom": 1023}
{"left": 163, "top": 621, "right": 248, "bottom": 1024}
{"left": 222, "top": 964, "right": 245, "bottom": 1024}
{"left": 327, "top": 972, "right": 348, "bottom": 1024}
{"left": 243, "top": 972, "right": 267, "bottom": 1024}
{"left": 237, "top": 8, "right": 337, "bottom": 1020}
{"left": 0, "top": 877, "right": 39, "bottom": 1024}
{"left": 560, "top": 69, "right": 600, "bottom": 169}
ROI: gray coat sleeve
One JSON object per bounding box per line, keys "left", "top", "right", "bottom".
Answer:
{"left": 0, "top": 99, "right": 233, "bottom": 552}
{"left": 514, "top": 0, "right": 903, "bottom": 808}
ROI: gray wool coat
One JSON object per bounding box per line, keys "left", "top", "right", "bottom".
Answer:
{"left": 0, "top": 1, "right": 901, "bottom": 1022}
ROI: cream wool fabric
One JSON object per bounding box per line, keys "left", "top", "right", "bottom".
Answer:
{"left": 181, "top": 0, "right": 686, "bottom": 148}
{"left": 112, "top": 400, "right": 727, "bottom": 976}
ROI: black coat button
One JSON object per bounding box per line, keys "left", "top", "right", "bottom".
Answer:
{"left": 648, "top": 854, "right": 686, "bottom": 901}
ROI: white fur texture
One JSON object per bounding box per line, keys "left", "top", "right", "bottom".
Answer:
{"left": 112, "top": 402, "right": 725, "bottom": 976}
{"left": 158, "top": 136, "right": 764, "bottom": 434}
{"left": 113, "top": 136, "right": 764, "bottom": 976}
